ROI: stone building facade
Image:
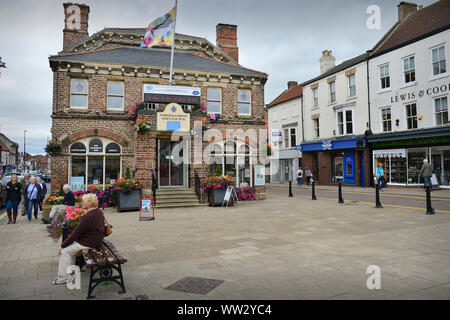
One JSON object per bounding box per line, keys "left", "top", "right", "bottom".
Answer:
{"left": 49, "top": 3, "right": 268, "bottom": 199}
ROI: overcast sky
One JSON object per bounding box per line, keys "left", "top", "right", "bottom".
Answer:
{"left": 0, "top": 0, "right": 436, "bottom": 155}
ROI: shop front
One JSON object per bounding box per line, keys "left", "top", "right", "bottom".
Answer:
{"left": 269, "top": 149, "right": 301, "bottom": 183}
{"left": 369, "top": 128, "right": 450, "bottom": 188}
{"left": 300, "top": 137, "right": 369, "bottom": 186}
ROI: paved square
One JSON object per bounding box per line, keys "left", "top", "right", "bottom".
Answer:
{"left": 1, "top": 191, "right": 450, "bottom": 300}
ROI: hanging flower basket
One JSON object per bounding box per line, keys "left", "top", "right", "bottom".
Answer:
{"left": 135, "top": 116, "right": 150, "bottom": 133}
{"left": 44, "top": 139, "right": 62, "bottom": 156}
{"left": 129, "top": 101, "right": 145, "bottom": 120}
{"left": 267, "top": 144, "right": 272, "bottom": 156}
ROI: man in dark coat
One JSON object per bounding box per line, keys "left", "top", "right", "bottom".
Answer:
{"left": 36, "top": 176, "right": 47, "bottom": 211}
{"left": 419, "top": 159, "right": 433, "bottom": 188}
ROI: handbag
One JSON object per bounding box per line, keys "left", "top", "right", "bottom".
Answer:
{"left": 104, "top": 217, "right": 113, "bottom": 237}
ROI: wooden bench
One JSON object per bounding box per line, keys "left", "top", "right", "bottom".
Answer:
{"left": 82, "top": 239, "right": 127, "bottom": 299}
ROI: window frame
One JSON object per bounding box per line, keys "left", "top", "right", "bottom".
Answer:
{"left": 329, "top": 81, "right": 336, "bottom": 103}
{"left": 379, "top": 63, "right": 390, "bottom": 90}
{"left": 348, "top": 74, "right": 356, "bottom": 97}
{"left": 312, "top": 87, "right": 318, "bottom": 107}
{"left": 107, "top": 81, "right": 125, "bottom": 111}
{"left": 403, "top": 55, "right": 416, "bottom": 84}
{"left": 237, "top": 89, "right": 252, "bottom": 116}
{"left": 313, "top": 118, "right": 320, "bottom": 138}
{"left": 335, "top": 108, "right": 354, "bottom": 136}
{"left": 381, "top": 107, "right": 392, "bottom": 133}
{"left": 431, "top": 44, "right": 447, "bottom": 76}
{"left": 70, "top": 79, "right": 89, "bottom": 109}
{"left": 207, "top": 87, "right": 222, "bottom": 115}
{"left": 405, "top": 103, "right": 418, "bottom": 130}
{"left": 434, "top": 96, "right": 449, "bottom": 126}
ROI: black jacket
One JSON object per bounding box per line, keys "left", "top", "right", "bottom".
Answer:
{"left": 6, "top": 182, "right": 22, "bottom": 202}
{"left": 37, "top": 182, "right": 47, "bottom": 201}
{"left": 63, "top": 191, "right": 76, "bottom": 206}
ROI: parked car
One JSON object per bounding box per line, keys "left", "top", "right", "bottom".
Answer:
{"left": 38, "top": 174, "right": 51, "bottom": 183}
{"left": 0, "top": 181, "right": 7, "bottom": 209}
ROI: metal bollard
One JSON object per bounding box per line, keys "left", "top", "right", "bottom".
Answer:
{"left": 425, "top": 186, "right": 435, "bottom": 215}
{"left": 375, "top": 184, "right": 382, "bottom": 208}
{"left": 312, "top": 180, "right": 317, "bottom": 200}
{"left": 289, "top": 180, "right": 293, "bottom": 198}
{"left": 338, "top": 182, "right": 344, "bottom": 204}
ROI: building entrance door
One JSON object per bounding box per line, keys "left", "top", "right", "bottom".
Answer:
{"left": 158, "top": 139, "right": 187, "bottom": 188}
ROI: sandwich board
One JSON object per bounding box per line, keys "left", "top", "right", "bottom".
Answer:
{"left": 139, "top": 195, "right": 155, "bottom": 221}
{"left": 222, "top": 186, "right": 239, "bottom": 207}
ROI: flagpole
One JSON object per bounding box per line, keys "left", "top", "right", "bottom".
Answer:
{"left": 169, "top": 0, "right": 178, "bottom": 86}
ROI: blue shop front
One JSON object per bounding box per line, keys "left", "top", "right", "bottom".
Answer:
{"left": 300, "top": 137, "right": 370, "bottom": 187}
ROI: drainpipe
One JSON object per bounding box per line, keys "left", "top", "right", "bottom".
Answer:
{"left": 366, "top": 50, "right": 373, "bottom": 187}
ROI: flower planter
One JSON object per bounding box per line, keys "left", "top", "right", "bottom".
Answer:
{"left": 42, "top": 204, "right": 56, "bottom": 218}
{"left": 116, "top": 190, "right": 141, "bottom": 212}
{"left": 209, "top": 188, "right": 235, "bottom": 207}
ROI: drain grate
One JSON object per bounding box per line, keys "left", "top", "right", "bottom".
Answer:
{"left": 165, "top": 277, "right": 224, "bottom": 295}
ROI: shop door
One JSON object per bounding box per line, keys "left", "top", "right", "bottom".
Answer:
{"left": 158, "top": 140, "right": 185, "bottom": 188}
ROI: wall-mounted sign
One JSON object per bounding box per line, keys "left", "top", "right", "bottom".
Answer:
{"left": 89, "top": 139, "right": 103, "bottom": 153}
{"left": 322, "top": 140, "right": 333, "bottom": 150}
{"left": 157, "top": 103, "right": 190, "bottom": 132}
{"left": 255, "top": 165, "right": 266, "bottom": 186}
{"left": 70, "top": 177, "right": 85, "bottom": 192}
{"left": 144, "top": 85, "right": 201, "bottom": 105}
{"left": 271, "top": 130, "right": 282, "bottom": 143}
{"left": 373, "top": 149, "right": 406, "bottom": 158}
{"left": 70, "top": 142, "right": 86, "bottom": 154}
{"left": 106, "top": 143, "right": 121, "bottom": 154}
{"left": 389, "top": 84, "right": 450, "bottom": 103}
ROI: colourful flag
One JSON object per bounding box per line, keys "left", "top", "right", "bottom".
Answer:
{"left": 141, "top": 7, "right": 176, "bottom": 48}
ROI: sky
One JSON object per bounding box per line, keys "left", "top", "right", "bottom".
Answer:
{"left": 0, "top": 0, "right": 437, "bottom": 155}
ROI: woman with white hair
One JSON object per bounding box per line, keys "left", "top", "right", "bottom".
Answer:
{"left": 53, "top": 193, "right": 105, "bottom": 285}
{"left": 42, "top": 184, "right": 76, "bottom": 224}
{"left": 25, "top": 176, "right": 39, "bottom": 221}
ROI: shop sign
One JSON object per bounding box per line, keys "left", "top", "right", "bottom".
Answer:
{"left": 372, "top": 135, "right": 450, "bottom": 148}
{"left": 322, "top": 140, "right": 333, "bottom": 150}
{"left": 89, "top": 139, "right": 103, "bottom": 153}
{"left": 373, "top": 149, "right": 406, "bottom": 158}
{"left": 389, "top": 84, "right": 450, "bottom": 103}
{"left": 255, "top": 165, "right": 265, "bottom": 186}
{"left": 271, "top": 130, "right": 282, "bottom": 143}
{"left": 157, "top": 103, "right": 190, "bottom": 132}
{"left": 70, "top": 177, "right": 85, "bottom": 192}
{"left": 70, "top": 142, "right": 86, "bottom": 154}
{"left": 144, "top": 85, "right": 201, "bottom": 105}
{"left": 106, "top": 143, "right": 121, "bottom": 154}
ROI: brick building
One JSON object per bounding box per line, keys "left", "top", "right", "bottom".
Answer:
{"left": 49, "top": 3, "right": 268, "bottom": 201}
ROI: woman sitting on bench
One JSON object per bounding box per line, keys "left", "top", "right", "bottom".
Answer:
{"left": 53, "top": 193, "right": 106, "bottom": 285}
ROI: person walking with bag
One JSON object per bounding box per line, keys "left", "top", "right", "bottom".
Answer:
{"left": 19, "top": 173, "right": 30, "bottom": 216}
{"left": 376, "top": 163, "right": 385, "bottom": 191}
{"left": 6, "top": 174, "right": 21, "bottom": 224}
{"left": 305, "top": 167, "right": 312, "bottom": 186}
{"left": 297, "top": 168, "right": 303, "bottom": 187}
{"left": 419, "top": 159, "right": 433, "bottom": 189}
{"left": 25, "top": 176, "right": 39, "bottom": 221}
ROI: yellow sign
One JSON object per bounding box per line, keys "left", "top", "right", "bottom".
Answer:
{"left": 157, "top": 103, "right": 190, "bottom": 132}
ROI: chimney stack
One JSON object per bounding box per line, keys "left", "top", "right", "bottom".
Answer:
{"left": 397, "top": 2, "right": 417, "bottom": 22}
{"left": 287, "top": 81, "right": 298, "bottom": 90}
{"left": 216, "top": 24, "right": 239, "bottom": 63}
{"left": 63, "top": 3, "right": 90, "bottom": 50}
{"left": 320, "top": 50, "right": 336, "bottom": 74}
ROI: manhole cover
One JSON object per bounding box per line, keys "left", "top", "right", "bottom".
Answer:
{"left": 165, "top": 277, "right": 224, "bottom": 295}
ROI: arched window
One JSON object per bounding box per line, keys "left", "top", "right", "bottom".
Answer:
{"left": 89, "top": 139, "right": 103, "bottom": 153}
{"left": 106, "top": 143, "right": 121, "bottom": 154}
{"left": 70, "top": 142, "right": 86, "bottom": 154}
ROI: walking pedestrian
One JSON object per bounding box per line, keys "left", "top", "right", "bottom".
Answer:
{"left": 25, "top": 176, "right": 39, "bottom": 221}
{"left": 305, "top": 167, "right": 312, "bottom": 186}
{"left": 6, "top": 174, "right": 22, "bottom": 224}
{"left": 419, "top": 159, "right": 432, "bottom": 189}
{"left": 296, "top": 168, "right": 303, "bottom": 187}
{"left": 36, "top": 176, "right": 47, "bottom": 211}
{"left": 19, "top": 173, "right": 30, "bottom": 216}
{"left": 376, "top": 163, "right": 385, "bottom": 190}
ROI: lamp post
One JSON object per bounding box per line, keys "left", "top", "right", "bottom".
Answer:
{"left": 23, "top": 130, "right": 27, "bottom": 172}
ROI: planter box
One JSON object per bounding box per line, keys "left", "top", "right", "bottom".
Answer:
{"left": 209, "top": 188, "right": 235, "bottom": 207}
{"left": 116, "top": 190, "right": 141, "bottom": 212}
{"left": 42, "top": 204, "right": 56, "bottom": 218}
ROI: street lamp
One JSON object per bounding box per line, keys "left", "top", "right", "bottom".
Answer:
{"left": 23, "top": 130, "right": 27, "bottom": 172}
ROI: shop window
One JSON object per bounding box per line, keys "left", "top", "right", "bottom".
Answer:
{"left": 70, "top": 79, "right": 88, "bottom": 109}
{"left": 432, "top": 45, "right": 446, "bottom": 76}
{"left": 238, "top": 89, "right": 251, "bottom": 115}
{"left": 333, "top": 156, "right": 343, "bottom": 182}
{"left": 380, "top": 64, "right": 390, "bottom": 89}
{"left": 374, "top": 157, "right": 390, "bottom": 184}
{"left": 435, "top": 97, "right": 448, "bottom": 126}
{"left": 405, "top": 103, "right": 418, "bottom": 129}
{"left": 348, "top": 74, "right": 356, "bottom": 97}
{"left": 329, "top": 81, "right": 336, "bottom": 103}
{"left": 88, "top": 156, "right": 104, "bottom": 187}
{"left": 390, "top": 157, "right": 407, "bottom": 184}
{"left": 107, "top": 81, "right": 124, "bottom": 110}
{"left": 71, "top": 156, "right": 86, "bottom": 191}
{"left": 408, "top": 149, "right": 427, "bottom": 184}
{"left": 207, "top": 88, "right": 221, "bottom": 114}
{"left": 105, "top": 157, "right": 120, "bottom": 187}
{"left": 431, "top": 147, "right": 450, "bottom": 186}
{"left": 403, "top": 56, "right": 415, "bottom": 83}
{"left": 381, "top": 108, "right": 392, "bottom": 132}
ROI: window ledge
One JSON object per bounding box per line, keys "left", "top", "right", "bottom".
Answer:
{"left": 238, "top": 115, "right": 252, "bottom": 119}
{"left": 328, "top": 101, "right": 337, "bottom": 106}
{"left": 68, "top": 108, "right": 90, "bottom": 113}
{"left": 106, "top": 110, "right": 126, "bottom": 114}
{"left": 428, "top": 73, "right": 448, "bottom": 82}
{"left": 400, "top": 81, "right": 417, "bottom": 89}
{"left": 346, "top": 95, "right": 357, "bottom": 101}
{"left": 311, "top": 107, "right": 319, "bottom": 111}
{"left": 377, "top": 88, "right": 392, "bottom": 94}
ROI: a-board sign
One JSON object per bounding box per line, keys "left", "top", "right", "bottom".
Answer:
{"left": 139, "top": 195, "right": 155, "bottom": 221}
{"left": 222, "top": 186, "right": 239, "bottom": 207}
{"left": 431, "top": 173, "right": 440, "bottom": 190}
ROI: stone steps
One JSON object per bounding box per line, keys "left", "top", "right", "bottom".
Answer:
{"left": 142, "top": 188, "right": 205, "bottom": 209}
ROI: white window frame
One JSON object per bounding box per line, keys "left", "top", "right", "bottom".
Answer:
{"left": 403, "top": 55, "right": 416, "bottom": 84}
{"left": 381, "top": 107, "right": 392, "bottom": 132}
{"left": 434, "top": 96, "right": 449, "bottom": 126}
{"left": 238, "top": 89, "right": 252, "bottom": 116}
{"left": 379, "top": 63, "right": 390, "bottom": 90}
{"left": 284, "top": 128, "right": 289, "bottom": 148}
{"left": 107, "top": 81, "right": 124, "bottom": 111}
{"left": 70, "top": 79, "right": 89, "bottom": 109}
{"left": 313, "top": 118, "right": 320, "bottom": 138}
{"left": 312, "top": 87, "right": 318, "bottom": 107}
{"left": 329, "top": 81, "right": 336, "bottom": 103}
{"left": 405, "top": 103, "right": 418, "bottom": 130}
{"left": 348, "top": 74, "right": 356, "bottom": 97}
{"left": 207, "top": 87, "right": 222, "bottom": 115}
{"left": 335, "top": 108, "right": 354, "bottom": 136}
{"left": 431, "top": 44, "right": 447, "bottom": 76}
{"left": 283, "top": 127, "right": 296, "bottom": 149}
